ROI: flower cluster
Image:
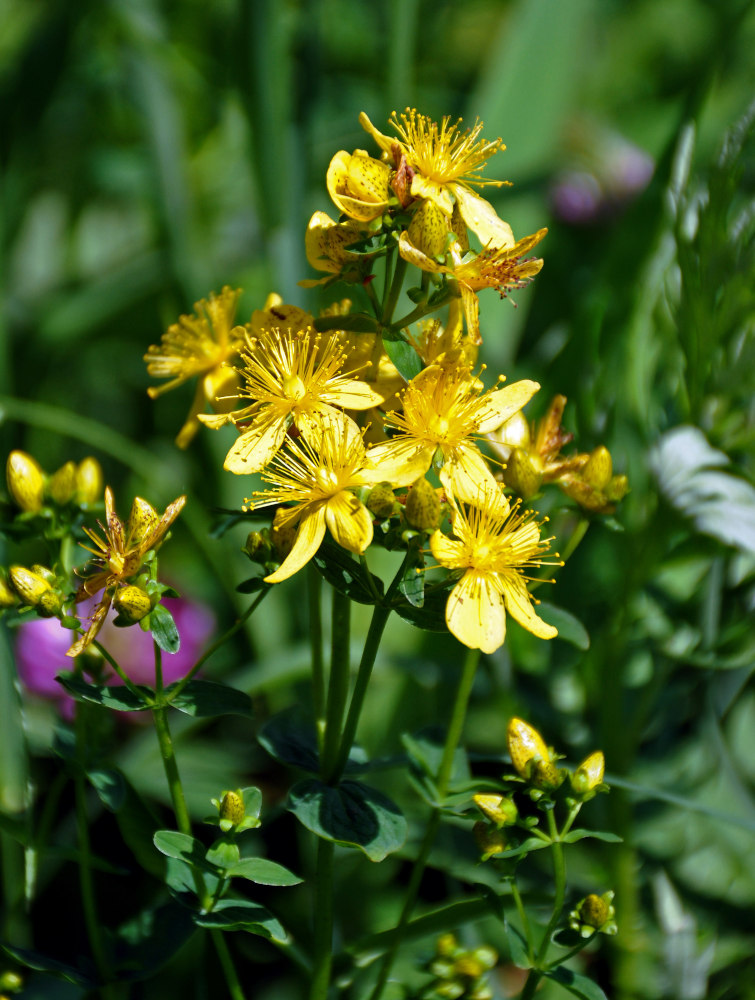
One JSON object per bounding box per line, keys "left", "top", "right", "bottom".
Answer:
{"left": 143, "top": 110, "right": 628, "bottom": 656}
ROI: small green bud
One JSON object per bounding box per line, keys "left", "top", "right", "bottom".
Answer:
{"left": 583, "top": 446, "right": 613, "bottom": 489}
{"left": 454, "top": 956, "right": 485, "bottom": 978}
{"left": 569, "top": 891, "right": 617, "bottom": 937}
{"left": 435, "top": 933, "right": 458, "bottom": 958}
{"left": 243, "top": 530, "right": 273, "bottom": 565}
{"left": 504, "top": 448, "right": 543, "bottom": 500}
{"left": 113, "top": 586, "right": 152, "bottom": 624}
{"left": 75, "top": 457, "right": 103, "bottom": 505}
{"left": 473, "top": 821, "right": 507, "bottom": 861}
{"left": 473, "top": 793, "right": 518, "bottom": 827}
{"left": 219, "top": 790, "right": 245, "bottom": 827}
{"left": 48, "top": 461, "right": 77, "bottom": 505}
{"left": 470, "top": 946, "right": 497, "bottom": 971}
{"left": 6, "top": 451, "right": 45, "bottom": 512}
{"left": 366, "top": 482, "right": 397, "bottom": 518}
{"left": 404, "top": 477, "right": 441, "bottom": 531}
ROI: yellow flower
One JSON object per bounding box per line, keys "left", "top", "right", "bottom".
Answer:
{"left": 145, "top": 287, "right": 244, "bottom": 448}
{"left": 247, "top": 293, "right": 314, "bottom": 337}
{"left": 326, "top": 150, "right": 393, "bottom": 222}
{"left": 201, "top": 328, "right": 385, "bottom": 475}
{"left": 429, "top": 490, "right": 557, "bottom": 653}
{"left": 398, "top": 228, "right": 546, "bottom": 344}
{"left": 245, "top": 415, "right": 385, "bottom": 583}
{"left": 360, "top": 108, "right": 514, "bottom": 248}
{"left": 67, "top": 488, "right": 186, "bottom": 657}
{"left": 300, "top": 212, "right": 370, "bottom": 287}
{"left": 366, "top": 364, "right": 539, "bottom": 504}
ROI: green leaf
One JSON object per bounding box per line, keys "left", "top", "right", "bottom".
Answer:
{"left": 381, "top": 335, "right": 423, "bottom": 382}
{"left": 235, "top": 576, "right": 270, "bottom": 594}
{"left": 544, "top": 965, "right": 609, "bottom": 1000}
{"left": 394, "top": 587, "right": 450, "bottom": 632}
{"left": 114, "top": 901, "right": 196, "bottom": 982}
{"left": 207, "top": 837, "right": 240, "bottom": 869}
{"left": 115, "top": 777, "right": 165, "bottom": 879}
{"left": 495, "top": 836, "right": 551, "bottom": 860}
{"left": 504, "top": 917, "right": 532, "bottom": 969}
{"left": 313, "top": 314, "right": 380, "bottom": 334}
{"left": 165, "top": 680, "right": 253, "bottom": 718}
{"left": 226, "top": 858, "right": 302, "bottom": 886}
{"left": 398, "top": 539, "right": 425, "bottom": 607}
{"left": 88, "top": 767, "right": 126, "bottom": 811}
{"left": 150, "top": 603, "right": 181, "bottom": 653}
{"left": 562, "top": 828, "right": 622, "bottom": 844}
{"left": 194, "top": 898, "right": 288, "bottom": 942}
{"left": 288, "top": 779, "right": 406, "bottom": 862}
{"left": 314, "top": 538, "right": 384, "bottom": 605}
{"left": 537, "top": 602, "right": 590, "bottom": 650}
{"left": 153, "top": 830, "right": 219, "bottom": 874}
{"left": 0, "top": 944, "right": 95, "bottom": 987}
{"left": 56, "top": 673, "right": 153, "bottom": 711}
{"left": 402, "top": 729, "right": 469, "bottom": 794}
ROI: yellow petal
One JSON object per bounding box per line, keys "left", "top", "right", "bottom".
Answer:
{"left": 397, "top": 232, "right": 445, "bottom": 274}
{"left": 475, "top": 379, "right": 541, "bottom": 434}
{"left": 364, "top": 438, "right": 434, "bottom": 486}
{"left": 326, "top": 150, "right": 391, "bottom": 221}
{"left": 410, "top": 174, "right": 455, "bottom": 217}
{"left": 321, "top": 379, "right": 385, "bottom": 409}
{"left": 439, "top": 443, "right": 498, "bottom": 505}
{"left": 224, "top": 413, "right": 288, "bottom": 475}
{"left": 452, "top": 184, "right": 514, "bottom": 249}
{"left": 501, "top": 572, "right": 557, "bottom": 639}
{"left": 265, "top": 507, "right": 327, "bottom": 583}
{"left": 446, "top": 571, "right": 506, "bottom": 654}
{"left": 407, "top": 199, "right": 451, "bottom": 258}
{"left": 325, "top": 492, "right": 373, "bottom": 554}
{"left": 358, "top": 111, "right": 396, "bottom": 158}
{"left": 459, "top": 283, "right": 481, "bottom": 345}
{"left": 429, "top": 529, "right": 466, "bottom": 568}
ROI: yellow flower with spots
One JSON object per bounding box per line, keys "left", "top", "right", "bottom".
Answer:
{"left": 67, "top": 488, "right": 186, "bottom": 657}
{"left": 398, "top": 228, "right": 547, "bottom": 344}
{"left": 366, "top": 363, "right": 539, "bottom": 503}
{"left": 202, "top": 328, "right": 385, "bottom": 475}
{"left": 359, "top": 108, "right": 514, "bottom": 249}
{"left": 300, "top": 212, "right": 372, "bottom": 287}
{"left": 430, "top": 489, "right": 557, "bottom": 653}
{"left": 145, "top": 287, "right": 244, "bottom": 448}
{"left": 245, "top": 416, "right": 385, "bottom": 583}
{"left": 326, "top": 150, "right": 393, "bottom": 222}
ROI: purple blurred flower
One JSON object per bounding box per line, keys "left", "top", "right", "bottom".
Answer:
{"left": 16, "top": 594, "right": 215, "bottom": 717}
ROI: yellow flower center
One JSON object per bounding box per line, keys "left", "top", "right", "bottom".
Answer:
{"left": 389, "top": 109, "right": 505, "bottom": 188}
{"left": 314, "top": 466, "right": 341, "bottom": 494}
{"left": 283, "top": 374, "right": 307, "bottom": 400}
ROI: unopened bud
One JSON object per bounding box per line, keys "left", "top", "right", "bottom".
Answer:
{"left": 493, "top": 410, "right": 531, "bottom": 451}
{"left": 113, "top": 586, "right": 152, "bottom": 623}
{"left": 271, "top": 510, "right": 297, "bottom": 560}
{"left": 75, "top": 457, "right": 103, "bottom": 505}
{"left": 606, "top": 474, "right": 629, "bottom": 503}
{"left": 49, "top": 461, "right": 77, "bottom": 505}
{"left": 504, "top": 448, "right": 543, "bottom": 500}
{"left": 580, "top": 894, "right": 609, "bottom": 927}
{"left": 473, "top": 793, "right": 518, "bottom": 827}
{"left": 405, "top": 477, "right": 441, "bottom": 531}
{"left": 243, "top": 530, "right": 273, "bottom": 565}
{"left": 471, "top": 946, "right": 497, "bottom": 971}
{"left": 0, "top": 970, "right": 24, "bottom": 992}
{"left": 219, "top": 791, "right": 245, "bottom": 826}
{"left": 9, "top": 566, "right": 61, "bottom": 616}
{"left": 6, "top": 451, "right": 45, "bottom": 513}
{"left": 0, "top": 575, "right": 19, "bottom": 608}
{"left": 436, "top": 933, "right": 458, "bottom": 958}
{"left": 127, "top": 497, "right": 159, "bottom": 545}
{"left": 366, "top": 482, "right": 397, "bottom": 518}
{"left": 454, "top": 956, "right": 485, "bottom": 978}
{"left": 583, "top": 446, "right": 612, "bottom": 489}
{"left": 507, "top": 717, "right": 551, "bottom": 778}
{"left": 473, "top": 821, "right": 506, "bottom": 860}
{"left": 531, "top": 759, "right": 564, "bottom": 791}
{"left": 571, "top": 750, "right": 605, "bottom": 798}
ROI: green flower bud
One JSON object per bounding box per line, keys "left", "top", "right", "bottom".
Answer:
{"left": 471, "top": 946, "right": 497, "bottom": 971}
{"left": 48, "top": 461, "right": 77, "bottom": 505}
{"left": 366, "top": 482, "right": 397, "bottom": 518}
{"left": 9, "top": 566, "right": 55, "bottom": 608}
{"left": 473, "top": 821, "right": 506, "bottom": 861}
{"left": 583, "top": 446, "right": 613, "bottom": 489}
{"left": 473, "top": 793, "right": 518, "bottom": 827}
{"left": 435, "top": 933, "right": 458, "bottom": 958}
{"left": 75, "top": 457, "right": 103, "bottom": 505}
{"left": 454, "top": 956, "right": 485, "bottom": 979}
{"left": 504, "top": 448, "right": 543, "bottom": 500}
{"left": 606, "top": 474, "right": 629, "bottom": 503}
{"left": 571, "top": 750, "right": 606, "bottom": 799}
{"left": 6, "top": 451, "right": 45, "bottom": 512}
{"left": 405, "top": 477, "right": 441, "bottom": 531}
{"left": 569, "top": 891, "right": 617, "bottom": 937}
{"left": 219, "top": 790, "right": 245, "bottom": 826}
{"left": 243, "top": 530, "right": 273, "bottom": 565}
{"left": 507, "top": 716, "right": 551, "bottom": 777}
{"left": 113, "top": 586, "right": 152, "bottom": 624}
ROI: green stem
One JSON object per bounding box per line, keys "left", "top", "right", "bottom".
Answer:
{"left": 510, "top": 878, "right": 534, "bottom": 966}
{"left": 390, "top": 288, "right": 453, "bottom": 332}
{"left": 560, "top": 804, "right": 581, "bottom": 840}
{"left": 309, "top": 839, "right": 335, "bottom": 1000}
{"left": 381, "top": 256, "right": 408, "bottom": 325}
{"left": 92, "top": 640, "right": 145, "bottom": 700}
{"left": 167, "top": 589, "right": 268, "bottom": 701}
{"left": 321, "top": 589, "right": 351, "bottom": 782}
{"left": 73, "top": 702, "right": 115, "bottom": 998}
{"left": 211, "top": 931, "right": 247, "bottom": 1000}
{"left": 368, "top": 646, "right": 480, "bottom": 1000}
{"left": 560, "top": 517, "right": 590, "bottom": 564}
{"left": 308, "top": 565, "right": 326, "bottom": 756}
{"left": 535, "top": 810, "right": 566, "bottom": 965}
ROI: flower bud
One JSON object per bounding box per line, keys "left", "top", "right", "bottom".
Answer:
{"left": 366, "top": 482, "right": 397, "bottom": 519}
{"left": 219, "top": 790, "right": 245, "bottom": 826}
{"left": 113, "top": 586, "right": 152, "bottom": 624}
{"left": 454, "top": 956, "right": 485, "bottom": 978}
{"left": 473, "top": 793, "right": 518, "bottom": 827}
{"left": 504, "top": 448, "right": 543, "bottom": 500}
{"left": 404, "top": 477, "right": 441, "bottom": 531}
{"left": 9, "top": 566, "right": 62, "bottom": 616}
{"left": 571, "top": 750, "right": 605, "bottom": 798}
{"left": 243, "top": 530, "right": 273, "bottom": 566}
{"left": 0, "top": 575, "right": 19, "bottom": 608}
{"left": 0, "top": 969, "right": 24, "bottom": 992}
{"left": 271, "top": 509, "right": 297, "bottom": 561}
{"left": 76, "top": 457, "right": 103, "bottom": 505}
{"left": 49, "top": 460, "right": 79, "bottom": 505}
{"left": 569, "top": 891, "right": 616, "bottom": 937}
{"left": 436, "top": 933, "right": 458, "bottom": 958}
{"left": 583, "top": 446, "right": 613, "bottom": 489}
{"left": 471, "top": 946, "right": 497, "bottom": 971}
{"left": 507, "top": 717, "right": 550, "bottom": 777}
{"left": 473, "top": 821, "right": 506, "bottom": 860}
{"left": 491, "top": 409, "right": 531, "bottom": 452}
{"left": 6, "top": 451, "right": 45, "bottom": 513}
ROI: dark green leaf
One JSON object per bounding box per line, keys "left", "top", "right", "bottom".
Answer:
{"left": 194, "top": 899, "right": 288, "bottom": 942}
{"left": 88, "top": 767, "right": 126, "bottom": 811}
{"left": 394, "top": 588, "right": 449, "bottom": 632}
{"left": 288, "top": 779, "right": 406, "bottom": 862}
{"left": 313, "top": 314, "right": 380, "bottom": 333}
{"left": 114, "top": 901, "right": 196, "bottom": 981}
{"left": 537, "top": 602, "right": 590, "bottom": 650}
{"left": 259, "top": 707, "right": 369, "bottom": 775}
{"left": 165, "top": 680, "right": 253, "bottom": 718}
{"left": 402, "top": 729, "right": 469, "bottom": 791}
{"left": 382, "top": 335, "right": 423, "bottom": 382}
{"left": 504, "top": 918, "right": 532, "bottom": 969}
{"left": 495, "top": 837, "right": 551, "bottom": 860}
{"left": 0, "top": 944, "right": 95, "bottom": 987}
{"left": 544, "top": 965, "right": 609, "bottom": 1000}
{"left": 56, "top": 673, "right": 153, "bottom": 711}
{"left": 235, "top": 576, "right": 270, "bottom": 594}
{"left": 226, "top": 858, "right": 302, "bottom": 886}
{"left": 150, "top": 603, "right": 180, "bottom": 653}
{"left": 115, "top": 778, "right": 165, "bottom": 879}
{"left": 153, "top": 830, "right": 219, "bottom": 874}
{"left": 207, "top": 837, "right": 240, "bottom": 869}
{"left": 562, "top": 829, "right": 622, "bottom": 844}
{"left": 398, "top": 539, "right": 425, "bottom": 607}
{"left": 314, "top": 538, "right": 383, "bottom": 605}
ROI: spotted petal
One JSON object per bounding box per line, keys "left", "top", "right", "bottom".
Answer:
{"left": 439, "top": 442, "right": 498, "bottom": 505}
{"left": 452, "top": 184, "right": 514, "bottom": 249}
{"left": 363, "top": 438, "right": 434, "bottom": 487}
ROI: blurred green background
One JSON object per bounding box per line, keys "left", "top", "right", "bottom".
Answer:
{"left": 1, "top": 0, "right": 754, "bottom": 998}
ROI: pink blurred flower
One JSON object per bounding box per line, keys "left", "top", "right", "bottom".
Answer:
{"left": 16, "top": 594, "right": 215, "bottom": 717}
